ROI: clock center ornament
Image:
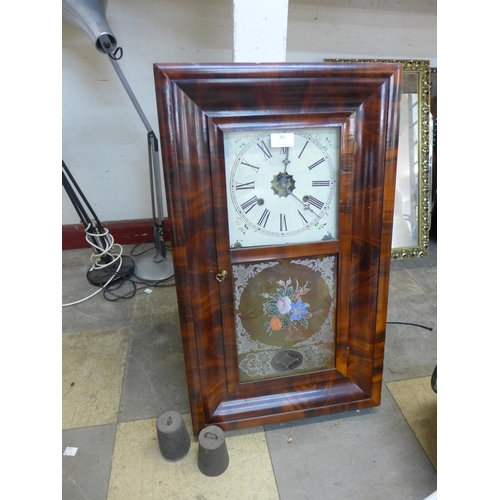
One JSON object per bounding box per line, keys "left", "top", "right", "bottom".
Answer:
{"left": 270, "top": 171, "right": 295, "bottom": 198}
{"left": 270, "top": 146, "right": 296, "bottom": 198}
{"left": 153, "top": 62, "right": 403, "bottom": 435}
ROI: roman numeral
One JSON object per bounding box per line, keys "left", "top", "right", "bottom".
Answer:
{"left": 307, "top": 157, "right": 326, "bottom": 170}
{"left": 280, "top": 147, "right": 289, "bottom": 155}
{"left": 256, "top": 141, "right": 272, "bottom": 160}
{"left": 297, "top": 210, "right": 308, "bottom": 225}
{"left": 280, "top": 213, "right": 287, "bottom": 232}
{"left": 312, "top": 180, "right": 330, "bottom": 187}
{"left": 236, "top": 181, "right": 255, "bottom": 190}
{"left": 308, "top": 195, "right": 324, "bottom": 210}
{"left": 241, "top": 160, "right": 260, "bottom": 173}
{"left": 257, "top": 209, "right": 271, "bottom": 228}
{"left": 240, "top": 196, "right": 259, "bottom": 213}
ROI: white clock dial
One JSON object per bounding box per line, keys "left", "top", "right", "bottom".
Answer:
{"left": 223, "top": 128, "right": 340, "bottom": 248}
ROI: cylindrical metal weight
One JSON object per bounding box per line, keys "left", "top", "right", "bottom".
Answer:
{"left": 197, "top": 425, "right": 229, "bottom": 476}
{"left": 156, "top": 411, "right": 191, "bottom": 461}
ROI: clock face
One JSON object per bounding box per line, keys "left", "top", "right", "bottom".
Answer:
{"left": 223, "top": 128, "right": 340, "bottom": 248}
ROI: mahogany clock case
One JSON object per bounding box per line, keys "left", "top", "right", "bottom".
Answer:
{"left": 153, "top": 62, "right": 403, "bottom": 434}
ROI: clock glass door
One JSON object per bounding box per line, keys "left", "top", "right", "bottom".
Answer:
{"left": 221, "top": 125, "right": 342, "bottom": 383}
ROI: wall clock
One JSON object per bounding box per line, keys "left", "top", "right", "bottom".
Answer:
{"left": 153, "top": 62, "right": 402, "bottom": 434}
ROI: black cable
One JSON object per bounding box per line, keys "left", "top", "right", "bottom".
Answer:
{"left": 387, "top": 321, "right": 433, "bottom": 331}
{"left": 130, "top": 241, "right": 173, "bottom": 258}
{"left": 102, "top": 273, "right": 176, "bottom": 301}
{"left": 130, "top": 241, "right": 156, "bottom": 257}
{"left": 102, "top": 275, "right": 138, "bottom": 301}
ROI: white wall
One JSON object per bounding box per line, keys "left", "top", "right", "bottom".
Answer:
{"left": 286, "top": 0, "right": 436, "bottom": 63}
{"left": 62, "top": 0, "right": 436, "bottom": 225}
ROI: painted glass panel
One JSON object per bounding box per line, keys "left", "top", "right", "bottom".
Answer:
{"left": 232, "top": 256, "right": 337, "bottom": 382}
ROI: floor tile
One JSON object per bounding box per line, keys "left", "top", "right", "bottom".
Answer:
{"left": 384, "top": 292, "right": 437, "bottom": 383}
{"left": 132, "top": 282, "right": 180, "bottom": 328}
{"left": 387, "top": 289, "right": 436, "bottom": 323}
{"left": 388, "top": 266, "right": 429, "bottom": 298}
{"left": 118, "top": 317, "right": 190, "bottom": 421}
{"left": 107, "top": 415, "right": 279, "bottom": 500}
{"left": 62, "top": 248, "right": 138, "bottom": 333}
{"left": 62, "top": 328, "right": 130, "bottom": 429}
{"left": 391, "top": 241, "right": 437, "bottom": 295}
{"left": 118, "top": 285, "right": 190, "bottom": 422}
{"left": 265, "top": 385, "right": 437, "bottom": 500}
{"left": 384, "top": 243, "right": 437, "bottom": 383}
{"left": 387, "top": 376, "right": 437, "bottom": 469}
{"left": 62, "top": 424, "right": 116, "bottom": 500}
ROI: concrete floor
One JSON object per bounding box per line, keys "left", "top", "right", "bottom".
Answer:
{"left": 62, "top": 239, "right": 437, "bottom": 499}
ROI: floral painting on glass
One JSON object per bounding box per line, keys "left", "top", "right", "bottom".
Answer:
{"left": 232, "top": 256, "right": 337, "bottom": 381}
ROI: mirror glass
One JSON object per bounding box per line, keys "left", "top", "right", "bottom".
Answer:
{"left": 393, "top": 71, "right": 420, "bottom": 249}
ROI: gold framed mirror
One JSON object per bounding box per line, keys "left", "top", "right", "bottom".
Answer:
{"left": 324, "top": 59, "right": 432, "bottom": 259}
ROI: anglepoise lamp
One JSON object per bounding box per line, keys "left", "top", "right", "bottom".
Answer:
{"left": 63, "top": 160, "right": 135, "bottom": 287}
{"left": 62, "top": 0, "right": 173, "bottom": 282}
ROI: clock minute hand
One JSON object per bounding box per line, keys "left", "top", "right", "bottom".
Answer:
{"left": 287, "top": 190, "right": 320, "bottom": 217}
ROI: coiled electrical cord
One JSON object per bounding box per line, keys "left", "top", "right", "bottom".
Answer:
{"left": 62, "top": 224, "right": 124, "bottom": 307}
{"left": 63, "top": 237, "right": 176, "bottom": 306}
{"left": 86, "top": 226, "right": 123, "bottom": 274}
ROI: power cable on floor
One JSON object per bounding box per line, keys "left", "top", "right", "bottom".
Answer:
{"left": 62, "top": 240, "right": 176, "bottom": 306}
{"left": 102, "top": 272, "right": 176, "bottom": 302}
{"left": 387, "top": 321, "right": 433, "bottom": 331}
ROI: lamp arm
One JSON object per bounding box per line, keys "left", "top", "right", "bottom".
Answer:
{"left": 107, "top": 55, "right": 154, "bottom": 134}
{"left": 102, "top": 45, "right": 166, "bottom": 259}
{"left": 63, "top": 160, "right": 110, "bottom": 256}
{"left": 148, "top": 131, "right": 167, "bottom": 259}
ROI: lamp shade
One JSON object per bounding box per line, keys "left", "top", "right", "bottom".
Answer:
{"left": 62, "top": 0, "right": 117, "bottom": 53}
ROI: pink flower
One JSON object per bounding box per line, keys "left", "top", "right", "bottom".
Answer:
{"left": 276, "top": 296, "right": 291, "bottom": 314}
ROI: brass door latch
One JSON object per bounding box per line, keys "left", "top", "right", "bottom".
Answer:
{"left": 215, "top": 270, "right": 227, "bottom": 282}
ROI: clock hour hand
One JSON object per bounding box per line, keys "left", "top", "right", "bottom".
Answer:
{"left": 282, "top": 147, "right": 290, "bottom": 173}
